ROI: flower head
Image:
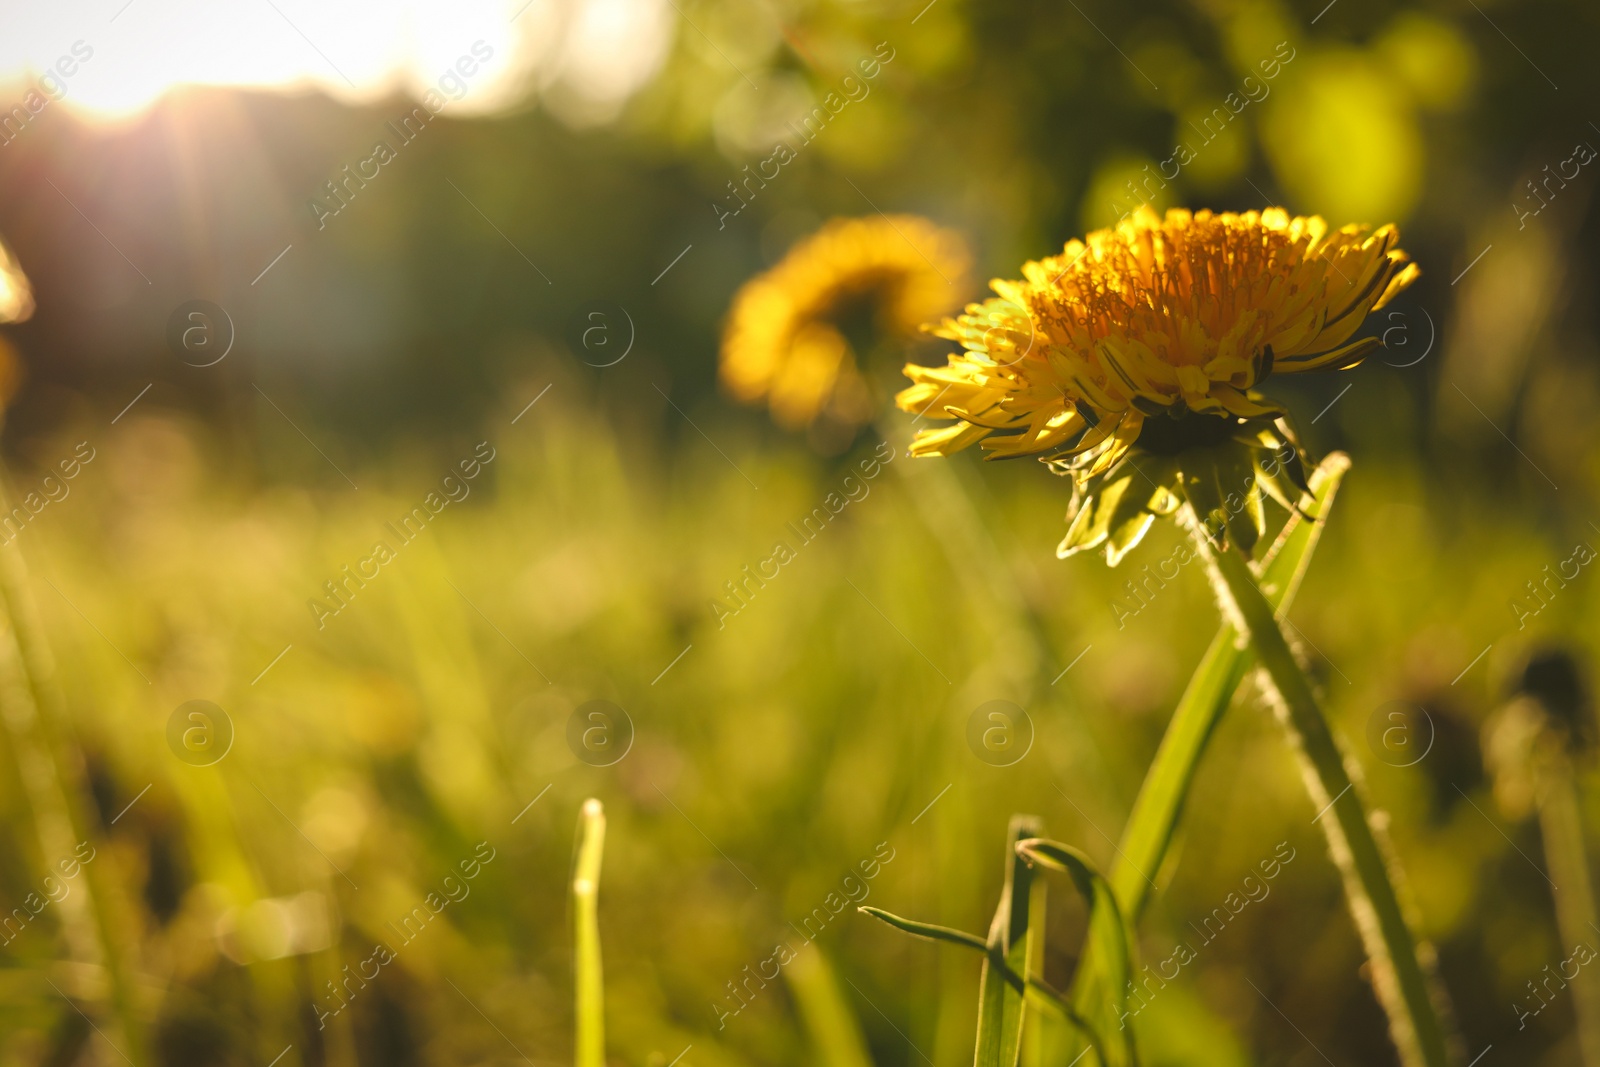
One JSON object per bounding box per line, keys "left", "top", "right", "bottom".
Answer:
{"left": 897, "top": 206, "right": 1418, "bottom": 562}
{"left": 721, "top": 215, "right": 970, "bottom": 431}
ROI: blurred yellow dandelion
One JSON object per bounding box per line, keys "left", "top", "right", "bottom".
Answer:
{"left": 721, "top": 215, "right": 970, "bottom": 431}
{"left": 897, "top": 206, "right": 1418, "bottom": 562}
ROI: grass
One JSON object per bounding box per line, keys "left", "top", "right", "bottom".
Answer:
{"left": 0, "top": 388, "right": 1595, "bottom": 1064}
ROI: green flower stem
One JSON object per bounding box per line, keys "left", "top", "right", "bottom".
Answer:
{"left": 1064, "top": 454, "right": 1348, "bottom": 1060}
{"left": 573, "top": 798, "right": 607, "bottom": 1067}
{"left": 1109, "top": 455, "right": 1347, "bottom": 923}
{"left": 1186, "top": 507, "right": 1452, "bottom": 1067}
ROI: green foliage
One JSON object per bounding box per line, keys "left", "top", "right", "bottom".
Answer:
{"left": 864, "top": 819, "right": 1137, "bottom": 1066}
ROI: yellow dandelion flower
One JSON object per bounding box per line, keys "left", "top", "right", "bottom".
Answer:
{"left": 897, "top": 206, "right": 1418, "bottom": 563}
{"left": 721, "top": 215, "right": 971, "bottom": 431}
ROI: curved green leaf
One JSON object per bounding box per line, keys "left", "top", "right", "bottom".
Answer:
{"left": 857, "top": 905, "right": 1098, "bottom": 1048}
{"left": 1016, "top": 840, "right": 1136, "bottom": 1067}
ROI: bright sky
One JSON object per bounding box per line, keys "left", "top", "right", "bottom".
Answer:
{"left": 0, "top": 0, "right": 673, "bottom": 121}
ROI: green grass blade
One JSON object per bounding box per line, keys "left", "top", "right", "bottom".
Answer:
{"left": 1021, "top": 852, "right": 1050, "bottom": 1067}
{"left": 786, "top": 946, "right": 875, "bottom": 1067}
{"left": 1017, "top": 840, "right": 1135, "bottom": 1067}
{"left": 858, "top": 906, "right": 989, "bottom": 951}
{"left": 573, "top": 798, "right": 607, "bottom": 1067}
{"left": 975, "top": 815, "right": 1042, "bottom": 1067}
